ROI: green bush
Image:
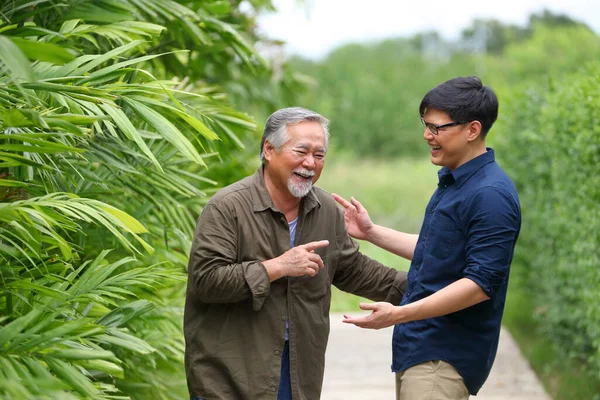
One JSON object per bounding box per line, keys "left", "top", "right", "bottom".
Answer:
{"left": 494, "top": 64, "right": 600, "bottom": 388}
{"left": 0, "top": 0, "right": 300, "bottom": 398}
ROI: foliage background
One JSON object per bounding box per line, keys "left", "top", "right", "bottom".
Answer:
{"left": 0, "top": 0, "right": 300, "bottom": 398}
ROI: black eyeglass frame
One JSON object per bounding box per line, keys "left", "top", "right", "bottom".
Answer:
{"left": 420, "top": 117, "right": 469, "bottom": 135}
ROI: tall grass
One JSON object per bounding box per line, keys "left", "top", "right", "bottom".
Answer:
{"left": 317, "top": 153, "right": 437, "bottom": 311}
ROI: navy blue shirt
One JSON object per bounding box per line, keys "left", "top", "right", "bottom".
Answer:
{"left": 391, "top": 148, "right": 521, "bottom": 395}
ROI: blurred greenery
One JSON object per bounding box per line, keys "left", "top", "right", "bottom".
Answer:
{"left": 291, "top": 10, "right": 600, "bottom": 159}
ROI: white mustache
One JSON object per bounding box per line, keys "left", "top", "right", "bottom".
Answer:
{"left": 293, "top": 169, "right": 315, "bottom": 177}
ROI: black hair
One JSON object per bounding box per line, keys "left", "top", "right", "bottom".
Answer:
{"left": 419, "top": 76, "right": 498, "bottom": 137}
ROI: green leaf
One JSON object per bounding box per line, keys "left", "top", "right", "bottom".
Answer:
{"left": 96, "top": 300, "right": 155, "bottom": 328}
{"left": 65, "top": 2, "right": 135, "bottom": 23}
{"left": 21, "top": 81, "right": 94, "bottom": 94}
{"left": 49, "top": 348, "right": 117, "bottom": 361}
{"left": 124, "top": 98, "right": 205, "bottom": 166}
{"left": 1, "top": 109, "right": 46, "bottom": 128}
{"left": 96, "top": 330, "right": 155, "bottom": 354}
{"left": 130, "top": 70, "right": 219, "bottom": 141}
{"left": 59, "top": 19, "right": 82, "bottom": 34}
{"left": 0, "top": 152, "right": 53, "bottom": 169}
{"left": 70, "top": 40, "right": 145, "bottom": 76}
{"left": 9, "top": 37, "right": 75, "bottom": 64}
{"left": 0, "top": 144, "right": 75, "bottom": 154}
{"left": 0, "top": 24, "right": 18, "bottom": 34}
{"left": 99, "top": 205, "right": 148, "bottom": 234}
{"left": 0, "top": 133, "right": 84, "bottom": 153}
{"left": 79, "top": 51, "right": 181, "bottom": 84}
{"left": 0, "top": 179, "right": 28, "bottom": 187}
{"left": 0, "top": 35, "right": 33, "bottom": 81}
{"left": 74, "top": 359, "right": 124, "bottom": 379}
{"left": 46, "top": 358, "right": 99, "bottom": 396}
{"left": 0, "top": 309, "right": 43, "bottom": 348}
{"left": 99, "top": 103, "right": 163, "bottom": 172}
{"left": 133, "top": 95, "right": 219, "bottom": 141}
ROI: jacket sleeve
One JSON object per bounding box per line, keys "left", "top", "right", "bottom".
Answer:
{"left": 187, "top": 203, "right": 270, "bottom": 311}
{"left": 331, "top": 208, "right": 407, "bottom": 305}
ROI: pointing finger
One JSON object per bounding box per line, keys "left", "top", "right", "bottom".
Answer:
{"left": 302, "top": 240, "right": 329, "bottom": 252}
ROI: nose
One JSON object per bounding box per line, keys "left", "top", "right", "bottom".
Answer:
{"left": 302, "top": 154, "right": 316, "bottom": 169}
{"left": 423, "top": 126, "right": 434, "bottom": 140}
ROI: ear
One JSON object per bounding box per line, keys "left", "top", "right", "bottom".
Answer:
{"left": 263, "top": 140, "right": 275, "bottom": 162}
{"left": 466, "top": 120, "right": 483, "bottom": 142}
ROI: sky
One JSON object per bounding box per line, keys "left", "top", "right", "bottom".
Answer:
{"left": 256, "top": 0, "right": 600, "bottom": 60}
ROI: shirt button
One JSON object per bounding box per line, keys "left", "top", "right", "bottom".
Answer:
{"left": 275, "top": 350, "right": 281, "bottom": 356}
{"left": 270, "top": 386, "right": 276, "bottom": 392}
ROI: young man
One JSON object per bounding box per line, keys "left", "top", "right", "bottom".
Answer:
{"left": 335, "top": 76, "right": 521, "bottom": 399}
{"left": 184, "top": 107, "right": 407, "bottom": 400}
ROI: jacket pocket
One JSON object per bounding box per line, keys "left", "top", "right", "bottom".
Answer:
{"left": 301, "top": 256, "right": 330, "bottom": 300}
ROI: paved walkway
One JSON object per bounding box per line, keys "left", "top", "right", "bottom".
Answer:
{"left": 322, "top": 313, "right": 550, "bottom": 400}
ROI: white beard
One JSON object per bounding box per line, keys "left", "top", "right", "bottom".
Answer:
{"left": 288, "top": 169, "right": 314, "bottom": 198}
{"left": 288, "top": 178, "right": 313, "bottom": 198}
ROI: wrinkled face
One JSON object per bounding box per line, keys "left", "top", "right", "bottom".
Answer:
{"left": 422, "top": 108, "right": 473, "bottom": 170}
{"left": 264, "top": 121, "right": 327, "bottom": 198}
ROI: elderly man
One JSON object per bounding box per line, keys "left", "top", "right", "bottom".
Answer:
{"left": 184, "top": 107, "right": 407, "bottom": 400}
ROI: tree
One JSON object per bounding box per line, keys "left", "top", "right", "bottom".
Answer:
{"left": 0, "top": 0, "right": 297, "bottom": 398}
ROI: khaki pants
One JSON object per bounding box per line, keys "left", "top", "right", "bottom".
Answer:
{"left": 395, "top": 360, "right": 470, "bottom": 400}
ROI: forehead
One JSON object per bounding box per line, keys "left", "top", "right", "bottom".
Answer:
{"left": 286, "top": 121, "right": 327, "bottom": 148}
{"left": 423, "top": 108, "right": 451, "bottom": 122}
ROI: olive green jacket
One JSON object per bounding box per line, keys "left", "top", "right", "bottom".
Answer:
{"left": 184, "top": 168, "right": 407, "bottom": 399}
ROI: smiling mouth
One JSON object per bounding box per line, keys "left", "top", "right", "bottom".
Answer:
{"left": 431, "top": 146, "right": 441, "bottom": 151}
{"left": 294, "top": 171, "right": 314, "bottom": 179}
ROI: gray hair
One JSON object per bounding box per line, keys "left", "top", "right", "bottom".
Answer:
{"left": 259, "top": 107, "right": 330, "bottom": 164}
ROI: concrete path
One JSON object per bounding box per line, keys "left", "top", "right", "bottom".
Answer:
{"left": 322, "top": 313, "right": 550, "bottom": 400}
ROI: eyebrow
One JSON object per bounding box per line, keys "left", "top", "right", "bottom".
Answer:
{"left": 292, "top": 143, "right": 327, "bottom": 153}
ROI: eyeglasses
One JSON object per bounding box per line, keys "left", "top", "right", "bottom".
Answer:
{"left": 421, "top": 118, "right": 468, "bottom": 136}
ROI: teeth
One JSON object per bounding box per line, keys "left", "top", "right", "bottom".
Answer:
{"left": 295, "top": 172, "right": 313, "bottom": 179}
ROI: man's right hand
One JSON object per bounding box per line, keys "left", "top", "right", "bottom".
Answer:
{"left": 334, "top": 193, "right": 419, "bottom": 261}
{"left": 263, "top": 240, "right": 329, "bottom": 281}
{"left": 332, "top": 193, "right": 374, "bottom": 240}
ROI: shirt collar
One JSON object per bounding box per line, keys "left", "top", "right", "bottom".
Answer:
{"left": 250, "top": 166, "right": 321, "bottom": 214}
{"left": 438, "top": 147, "right": 496, "bottom": 188}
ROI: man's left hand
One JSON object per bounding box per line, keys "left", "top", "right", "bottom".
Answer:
{"left": 342, "top": 302, "right": 402, "bottom": 330}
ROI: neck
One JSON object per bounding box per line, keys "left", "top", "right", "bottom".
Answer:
{"left": 454, "top": 141, "right": 487, "bottom": 170}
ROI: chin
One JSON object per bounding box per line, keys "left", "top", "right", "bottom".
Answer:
{"left": 288, "top": 181, "right": 313, "bottom": 198}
